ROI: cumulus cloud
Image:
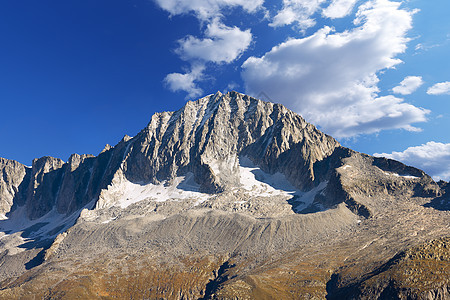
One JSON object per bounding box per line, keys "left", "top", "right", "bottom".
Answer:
{"left": 154, "top": 0, "right": 258, "bottom": 97}
{"left": 374, "top": 142, "right": 450, "bottom": 181}
{"left": 270, "top": 0, "right": 358, "bottom": 29}
{"left": 392, "top": 76, "right": 424, "bottom": 95}
{"left": 176, "top": 19, "right": 252, "bottom": 63}
{"left": 427, "top": 81, "right": 450, "bottom": 95}
{"left": 153, "top": 0, "right": 263, "bottom": 20}
{"left": 242, "top": 0, "right": 429, "bottom": 137}
{"left": 270, "top": 0, "right": 327, "bottom": 29}
{"left": 323, "top": 0, "right": 358, "bottom": 19}
{"left": 163, "top": 65, "right": 205, "bottom": 98}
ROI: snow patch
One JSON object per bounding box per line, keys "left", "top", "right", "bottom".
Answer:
{"left": 383, "top": 172, "right": 419, "bottom": 179}
{"left": 238, "top": 157, "right": 298, "bottom": 197}
{"left": 292, "top": 181, "right": 328, "bottom": 212}
{"left": 342, "top": 165, "right": 352, "bottom": 170}
{"left": 102, "top": 217, "right": 117, "bottom": 224}
{"left": 103, "top": 172, "right": 211, "bottom": 209}
{"left": 0, "top": 199, "right": 96, "bottom": 256}
{"left": 238, "top": 157, "right": 328, "bottom": 213}
{"left": 99, "top": 156, "right": 329, "bottom": 213}
{"left": 0, "top": 204, "right": 91, "bottom": 241}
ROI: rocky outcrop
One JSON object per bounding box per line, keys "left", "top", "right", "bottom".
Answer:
{"left": 25, "top": 156, "right": 65, "bottom": 219}
{"left": 425, "top": 180, "right": 450, "bottom": 211}
{"left": 314, "top": 148, "right": 441, "bottom": 217}
{"left": 327, "top": 237, "right": 450, "bottom": 300}
{"left": 0, "top": 158, "right": 30, "bottom": 217}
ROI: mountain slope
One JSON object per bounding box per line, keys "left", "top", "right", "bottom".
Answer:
{"left": 0, "top": 91, "right": 448, "bottom": 299}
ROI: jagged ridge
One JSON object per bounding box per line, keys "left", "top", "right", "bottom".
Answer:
{"left": 1, "top": 91, "right": 342, "bottom": 219}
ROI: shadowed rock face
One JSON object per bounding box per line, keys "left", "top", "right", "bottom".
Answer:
{"left": 0, "top": 138, "right": 133, "bottom": 220}
{"left": 0, "top": 158, "right": 30, "bottom": 216}
{"left": 0, "top": 91, "right": 448, "bottom": 299}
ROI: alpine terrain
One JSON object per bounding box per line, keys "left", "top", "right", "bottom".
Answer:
{"left": 0, "top": 91, "right": 448, "bottom": 299}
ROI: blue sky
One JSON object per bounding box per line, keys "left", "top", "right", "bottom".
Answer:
{"left": 0, "top": 0, "right": 449, "bottom": 180}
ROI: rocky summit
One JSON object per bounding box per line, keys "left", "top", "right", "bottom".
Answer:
{"left": 0, "top": 91, "right": 448, "bottom": 299}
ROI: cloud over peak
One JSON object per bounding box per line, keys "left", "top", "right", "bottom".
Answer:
{"left": 164, "top": 65, "right": 205, "bottom": 98}
{"left": 175, "top": 19, "right": 252, "bottom": 64}
{"left": 154, "top": 0, "right": 257, "bottom": 98}
{"left": 242, "top": 0, "right": 427, "bottom": 137}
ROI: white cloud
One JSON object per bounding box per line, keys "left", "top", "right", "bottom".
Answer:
{"left": 163, "top": 65, "right": 205, "bottom": 98}
{"left": 427, "top": 81, "right": 450, "bottom": 95}
{"left": 154, "top": 0, "right": 257, "bottom": 97}
{"left": 323, "top": 0, "right": 358, "bottom": 19}
{"left": 270, "top": 0, "right": 327, "bottom": 29}
{"left": 176, "top": 19, "right": 252, "bottom": 63}
{"left": 153, "top": 0, "right": 263, "bottom": 20}
{"left": 392, "top": 76, "right": 424, "bottom": 95}
{"left": 374, "top": 142, "right": 450, "bottom": 181}
{"left": 242, "top": 0, "right": 429, "bottom": 137}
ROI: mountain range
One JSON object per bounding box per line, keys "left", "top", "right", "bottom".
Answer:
{"left": 0, "top": 91, "right": 448, "bottom": 299}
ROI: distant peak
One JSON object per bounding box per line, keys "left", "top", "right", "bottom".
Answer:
{"left": 120, "top": 135, "right": 133, "bottom": 143}
{"left": 101, "top": 144, "right": 112, "bottom": 153}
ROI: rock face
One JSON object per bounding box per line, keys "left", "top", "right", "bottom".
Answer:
{"left": 0, "top": 91, "right": 448, "bottom": 299}
{"left": 0, "top": 158, "right": 30, "bottom": 217}
{"left": 122, "top": 91, "right": 339, "bottom": 193}
{"left": 0, "top": 140, "right": 132, "bottom": 221}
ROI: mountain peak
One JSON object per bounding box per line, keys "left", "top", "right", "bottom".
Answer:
{"left": 124, "top": 91, "right": 339, "bottom": 194}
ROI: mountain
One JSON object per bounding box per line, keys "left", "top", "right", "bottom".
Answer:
{"left": 0, "top": 91, "right": 448, "bottom": 299}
